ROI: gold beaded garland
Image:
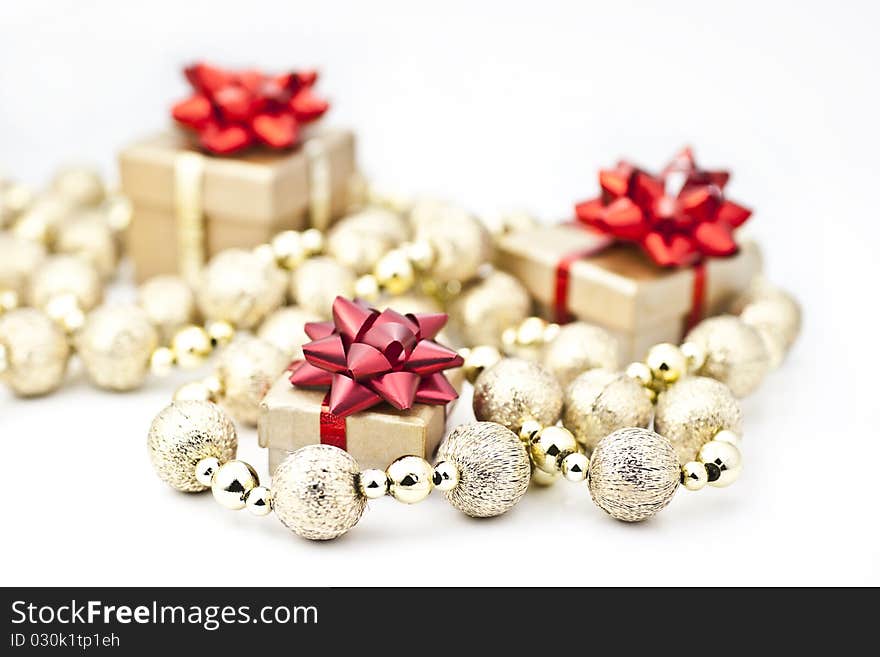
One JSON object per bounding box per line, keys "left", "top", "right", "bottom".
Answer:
{"left": 685, "top": 315, "right": 770, "bottom": 397}
{"left": 0, "top": 307, "right": 70, "bottom": 396}
{"left": 541, "top": 322, "right": 620, "bottom": 387}
{"left": 472, "top": 358, "right": 563, "bottom": 432}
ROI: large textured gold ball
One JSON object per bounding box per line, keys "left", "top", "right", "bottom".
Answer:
{"left": 137, "top": 275, "right": 196, "bottom": 344}
{"left": 272, "top": 445, "right": 366, "bottom": 540}
{"left": 412, "top": 203, "right": 491, "bottom": 283}
{"left": 685, "top": 315, "right": 769, "bottom": 397}
{"left": 541, "top": 322, "right": 619, "bottom": 387}
{"left": 653, "top": 375, "right": 742, "bottom": 464}
{"left": 0, "top": 233, "right": 45, "bottom": 298}
{"left": 197, "top": 248, "right": 287, "bottom": 329}
{"left": 740, "top": 297, "right": 802, "bottom": 369}
{"left": 28, "top": 254, "right": 102, "bottom": 312}
{"left": 447, "top": 271, "right": 532, "bottom": 348}
{"left": 588, "top": 427, "right": 680, "bottom": 522}
{"left": 257, "top": 305, "right": 321, "bottom": 360}
{"left": 289, "top": 256, "right": 356, "bottom": 318}
{"left": 563, "top": 369, "right": 653, "bottom": 452}
{"left": 326, "top": 208, "right": 409, "bottom": 274}
{"left": 472, "top": 358, "right": 563, "bottom": 432}
{"left": 51, "top": 166, "right": 105, "bottom": 206}
{"left": 75, "top": 303, "right": 159, "bottom": 391}
{"left": 54, "top": 211, "right": 117, "bottom": 279}
{"left": 215, "top": 335, "right": 289, "bottom": 426}
{"left": 0, "top": 308, "right": 69, "bottom": 396}
{"left": 436, "top": 422, "right": 531, "bottom": 518}
{"left": 147, "top": 400, "right": 238, "bottom": 492}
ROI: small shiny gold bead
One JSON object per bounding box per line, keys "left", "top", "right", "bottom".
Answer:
{"left": 195, "top": 456, "right": 221, "bottom": 487}
{"left": 542, "top": 322, "right": 561, "bottom": 344}
{"left": 403, "top": 240, "right": 435, "bottom": 271}
{"left": 173, "top": 380, "right": 214, "bottom": 402}
{"left": 171, "top": 325, "right": 212, "bottom": 369}
{"left": 0, "top": 343, "right": 8, "bottom": 375}
{"left": 211, "top": 460, "right": 259, "bottom": 510}
{"left": 300, "top": 228, "right": 325, "bottom": 256}
{"left": 625, "top": 361, "right": 653, "bottom": 387}
{"left": 44, "top": 293, "right": 85, "bottom": 333}
{"left": 150, "top": 346, "right": 176, "bottom": 377}
{"left": 0, "top": 289, "right": 19, "bottom": 314}
{"left": 698, "top": 440, "right": 743, "bottom": 488}
{"left": 354, "top": 274, "right": 381, "bottom": 302}
{"left": 432, "top": 460, "right": 460, "bottom": 492}
{"left": 374, "top": 249, "right": 415, "bottom": 296}
{"left": 386, "top": 455, "right": 434, "bottom": 504}
{"left": 561, "top": 452, "right": 589, "bottom": 483}
{"left": 519, "top": 418, "right": 543, "bottom": 444}
{"left": 103, "top": 194, "right": 132, "bottom": 233}
{"left": 358, "top": 469, "right": 389, "bottom": 499}
{"left": 205, "top": 319, "right": 235, "bottom": 348}
{"left": 516, "top": 316, "right": 549, "bottom": 347}
{"left": 681, "top": 341, "right": 708, "bottom": 373}
{"left": 646, "top": 343, "right": 688, "bottom": 384}
{"left": 271, "top": 230, "right": 308, "bottom": 269}
{"left": 713, "top": 429, "right": 741, "bottom": 447}
{"left": 530, "top": 426, "right": 578, "bottom": 474}
{"left": 501, "top": 326, "right": 518, "bottom": 350}
{"left": 252, "top": 243, "right": 276, "bottom": 265}
{"left": 202, "top": 374, "right": 225, "bottom": 400}
{"left": 463, "top": 344, "right": 502, "bottom": 384}
{"left": 244, "top": 486, "right": 273, "bottom": 516}
{"left": 530, "top": 467, "right": 559, "bottom": 487}
{"left": 681, "top": 461, "right": 709, "bottom": 491}
{"left": 444, "top": 279, "right": 462, "bottom": 297}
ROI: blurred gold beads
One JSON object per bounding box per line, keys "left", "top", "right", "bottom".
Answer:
{"left": 386, "top": 456, "right": 434, "bottom": 504}
{"left": 374, "top": 249, "right": 415, "bottom": 296}
{"left": 698, "top": 440, "right": 743, "bottom": 488}
{"left": 215, "top": 336, "right": 288, "bottom": 426}
{"left": 51, "top": 166, "right": 105, "bottom": 206}
{"left": 461, "top": 345, "right": 502, "bottom": 384}
{"left": 448, "top": 271, "right": 532, "bottom": 348}
{"left": 271, "top": 230, "right": 308, "bottom": 269}
{"left": 171, "top": 325, "right": 212, "bottom": 369}
{"left": 205, "top": 319, "right": 235, "bottom": 348}
{"left": 541, "top": 322, "right": 620, "bottom": 387}
{"left": 137, "top": 275, "right": 195, "bottom": 344}
{"left": 211, "top": 460, "right": 259, "bottom": 510}
{"left": 529, "top": 426, "right": 578, "bottom": 474}
{"left": 290, "top": 256, "right": 355, "bottom": 317}
{"left": 358, "top": 469, "right": 389, "bottom": 499}
{"left": 28, "top": 255, "right": 102, "bottom": 314}
{"left": 646, "top": 342, "right": 688, "bottom": 384}
{"left": 354, "top": 274, "right": 380, "bottom": 302}
{"left": 0, "top": 307, "right": 70, "bottom": 396}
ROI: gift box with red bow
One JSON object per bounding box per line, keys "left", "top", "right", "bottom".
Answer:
{"left": 258, "top": 297, "right": 464, "bottom": 472}
{"left": 496, "top": 149, "right": 762, "bottom": 362}
{"left": 119, "top": 62, "right": 360, "bottom": 282}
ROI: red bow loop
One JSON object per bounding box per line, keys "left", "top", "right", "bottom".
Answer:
{"left": 171, "top": 61, "right": 330, "bottom": 154}
{"left": 574, "top": 147, "right": 752, "bottom": 267}
{"left": 289, "top": 296, "right": 461, "bottom": 416}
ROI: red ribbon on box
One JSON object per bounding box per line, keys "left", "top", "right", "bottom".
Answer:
{"left": 556, "top": 148, "right": 751, "bottom": 331}
{"left": 171, "top": 62, "right": 330, "bottom": 155}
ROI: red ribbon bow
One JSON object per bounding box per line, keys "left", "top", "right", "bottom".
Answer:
{"left": 171, "top": 62, "right": 329, "bottom": 155}
{"left": 289, "top": 297, "right": 464, "bottom": 417}
{"left": 574, "top": 148, "right": 751, "bottom": 267}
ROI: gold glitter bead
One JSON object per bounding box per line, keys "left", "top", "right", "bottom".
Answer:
{"left": 358, "top": 469, "right": 389, "bottom": 499}
{"left": 432, "top": 461, "right": 460, "bottom": 492}
{"left": 653, "top": 376, "right": 743, "bottom": 464}
{"left": 588, "top": 428, "right": 680, "bottom": 522}
{"left": 75, "top": 304, "right": 159, "bottom": 391}
{"left": 215, "top": 336, "right": 289, "bottom": 426}
{"left": 685, "top": 315, "right": 769, "bottom": 397}
{"left": 28, "top": 255, "right": 102, "bottom": 313}
{"left": 173, "top": 380, "right": 215, "bottom": 402}
{"left": 386, "top": 455, "right": 434, "bottom": 504}
{"left": 0, "top": 232, "right": 45, "bottom": 299}
{"left": 529, "top": 426, "right": 578, "bottom": 474}
{"left": 561, "top": 452, "right": 589, "bottom": 483}
{"left": 245, "top": 486, "right": 273, "bottom": 516}
{"left": 205, "top": 319, "right": 235, "bottom": 348}
{"left": 740, "top": 297, "right": 802, "bottom": 369}
{"left": 147, "top": 400, "right": 238, "bottom": 492}
{"left": 563, "top": 369, "right": 654, "bottom": 452}
{"left": 51, "top": 166, "right": 105, "bottom": 206}
{"left": 0, "top": 308, "right": 69, "bottom": 396}
{"left": 541, "top": 322, "right": 620, "bottom": 387}
{"left": 412, "top": 203, "right": 491, "bottom": 284}
{"left": 462, "top": 345, "right": 502, "bottom": 384}
{"left": 272, "top": 445, "right": 366, "bottom": 540}
{"left": 698, "top": 440, "right": 743, "bottom": 488}
{"left": 271, "top": 230, "right": 308, "bottom": 269}
{"left": 195, "top": 456, "right": 221, "bottom": 487}
{"left": 354, "top": 274, "right": 381, "bottom": 302}
{"left": 437, "top": 422, "right": 531, "bottom": 518}
{"left": 290, "top": 256, "right": 356, "bottom": 317}
{"left": 327, "top": 208, "right": 408, "bottom": 275}
{"left": 171, "top": 325, "right": 213, "bottom": 369}
{"left": 211, "top": 460, "right": 259, "bottom": 510}
{"left": 137, "top": 275, "right": 196, "bottom": 344}
{"left": 472, "top": 358, "right": 563, "bottom": 432}
{"left": 374, "top": 249, "right": 415, "bottom": 296}
{"left": 198, "top": 248, "right": 287, "bottom": 329}
{"left": 447, "top": 271, "right": 531, "bottom": 348}
{"left": 645, "top": 342, "right": 688, "bottom": 384}
{"left": 681, "top": 461, "right": 709, "bottom": 491}
{"left": 44, "top": 293, "right": 85, "bottom": 333}
{"left": 301, "top": 228, "right": 325, "bottom": 256}
{"left": 257, "top": 305, "right": 321, "bottom": 360}
{"left": 54, "top": 211, "right": 117, "bottom": 279}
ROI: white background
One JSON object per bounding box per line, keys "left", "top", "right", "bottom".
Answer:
{"left": 1, "top": 0, "right": 876, "bottom": 586}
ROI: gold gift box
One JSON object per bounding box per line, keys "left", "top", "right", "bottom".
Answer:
{"left": 119, "top": 128, "right": 357, "bottom": 282}
{"left": 258, "top": 368, "right": 464, "bottom": 474}
{"left": 496, "top": 224, "right": 762, "bottom": 362}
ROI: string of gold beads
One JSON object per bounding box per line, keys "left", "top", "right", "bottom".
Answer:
{"left": 625, "top": 341, "right": 707, "bottom": 401}
{"left": 680, "top": 429, "right": 743, "bottom": 491}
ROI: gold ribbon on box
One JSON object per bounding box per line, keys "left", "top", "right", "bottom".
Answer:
{"left": 171, "top": 138, "right": 334, "bottom": 285}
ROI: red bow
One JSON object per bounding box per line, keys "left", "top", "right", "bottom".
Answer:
{"left": 171, "top": 62, "right": 329, "bottom": 155}
{"left": 574, "top": 148, "right": 751, "bottom": 267}
{"left": 289, "top": 297, "right": 463, "bottom": 417}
